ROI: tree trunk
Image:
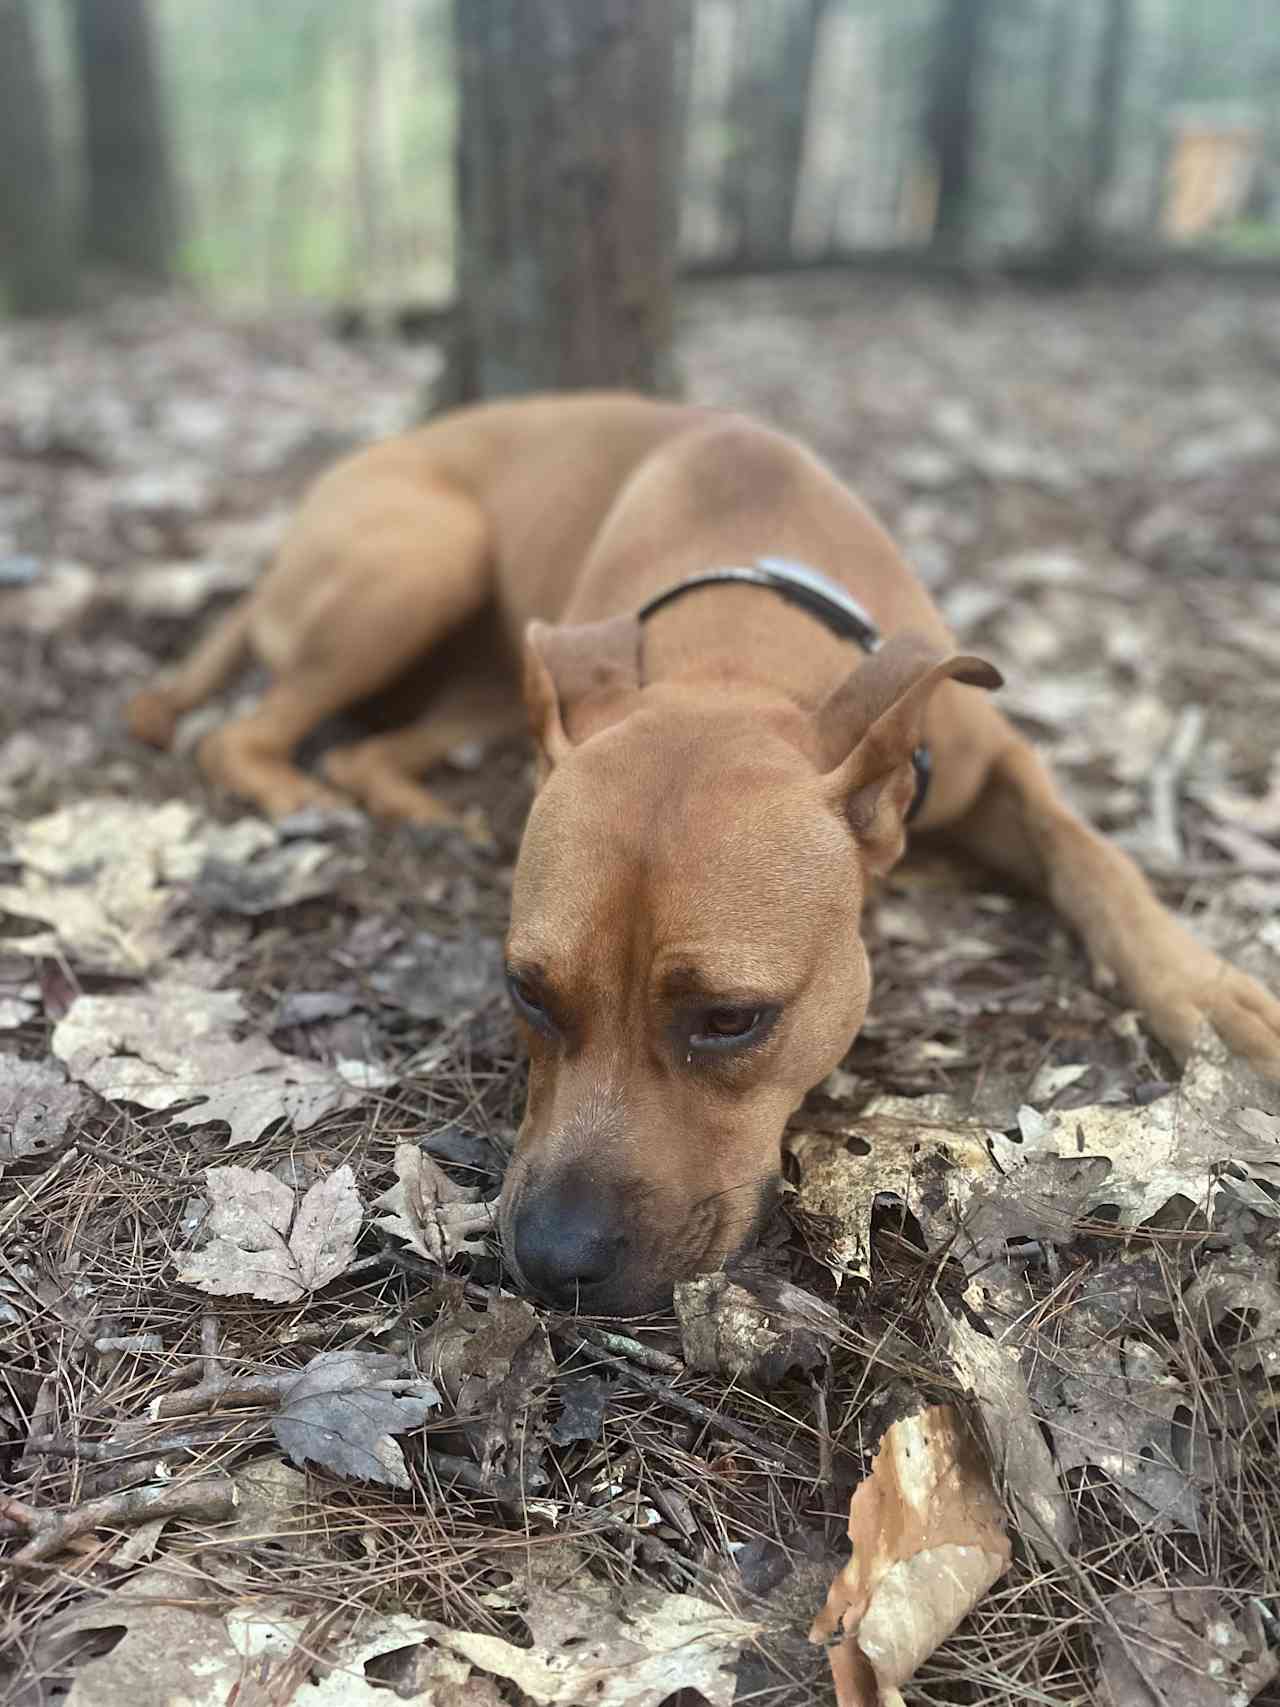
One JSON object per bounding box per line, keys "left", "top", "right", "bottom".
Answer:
{"left": 1087, "top": 0, "right": 1134, "bottom": 227}
{"left": 0, "top": 0, "right": 77, "bottom": 312}
{"left": 71, "top": 0, "right": 180, "bottom": 281}
{"left": 927, "top": 0, "right": 990, "bottom": 254}
{"left": 446, "top": 0, "right": 688, "bottom": 402}
{"left": 723, "top": 0, "right": 827, "bottom": 262}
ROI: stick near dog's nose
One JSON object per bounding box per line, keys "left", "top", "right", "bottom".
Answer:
{"left": 510, "top": 1171, "right": 627, "bottom": 1307}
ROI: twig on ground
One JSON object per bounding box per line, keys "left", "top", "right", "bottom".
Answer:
{"left": 150, "top": 1369, "right": 307, "bottom": 1421}
{"left": 2, "top": 1474, "right": 236, "bottom": 1567}
{"left": 553, "top": 1333, "right": 818, "bottom": 1478}
{"left": 548, "top": 1317, "right": 683, "bottom": 1375}
{"left": 200, "top": 1314, "right": 220, "bottom": 1386}
{"left": 26, "top": 1415, "right": 267, "bottom": 1475}
{"left": 0, "top": 1147, "right": 79, "bottom": 1241}
{"left": 1146, "top": 703, "right": 1205, "bottom": 867}
{"left": 811, "top": 1375, "right": 834, "bottom": 1487}
{"left": 589, "top": 1509, "right": 715, "bottom": 1592}
{"left": 74, "top": 1137, "right": 198, "bottom": 1187}
{"left": 150, "top": 1352, "right": 413, "bottom": 1422}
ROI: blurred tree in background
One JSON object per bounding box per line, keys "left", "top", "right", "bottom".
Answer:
{"left": 1, "top": 0, "right": 1276, "bottom": 320}
{"left": 0, "top": 0, "right": 77, "bottom": 313}
{"left": 445, "top": 0, "right": 688, "bottom": 399}
{"left": 71, "top": 0, "right": 179, "bottom": 280}
{"left": 925, "top": 0, "right": 989, "bottom": 255}
{"left": 719, "top": 0, "right": 828, "bottom": 263}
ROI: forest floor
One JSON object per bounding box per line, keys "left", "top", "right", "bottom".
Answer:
{"left": 2, "top": 274, "right": 1280, "bottom": 1706}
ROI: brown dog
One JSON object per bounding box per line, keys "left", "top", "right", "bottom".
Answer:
{"left": 128, "top": 393, "right": 1280, "bottom": 1314}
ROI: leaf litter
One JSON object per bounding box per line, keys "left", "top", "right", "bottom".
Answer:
{"left": 176, "top": 1164, "right": 362, "bottom": 1301}
{"left": 0, "top": 798, "right": 353, "bottom": 975}
{"left": 52, "top": 981, "right": 361, "bottom": 1144}
{"left": 5, "top": 281, "right": 1280, "bottom": 1705}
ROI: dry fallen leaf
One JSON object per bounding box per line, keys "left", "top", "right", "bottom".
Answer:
{"left": 933, "top": 1305, "right": 1077, "bottom": 1563}
{"left": 0, "top": 799, "right": 200, "bottom": 974}
{"left": 53, "top": 982, "right": 358, "bottom": 1145}
{"left": 1097, "top": 1581, "right": 1277, "bottom": 1707}
{"left": 1182, "top": 1257, "right": 1280, "bottom": 1381}
{"left": 675, "top": 1273, "right": 838, "bottom": 1386}
{"left": 792, "top": 1033, "right": 1280, "bottom": 1297}
{"left": 373, "top": 1142, "right": 493, "bottom": 1264}
{"left": 273, "top": 1348, "right": 441, "bottom": 1489}
{"left": 985, "top": 1054, "right": 1280, "bottom": 1224}
{"left": 1039, "top": 1334, "right": 1198, "bottom": 1531}
{"left": 0, "top": 799, "right": 350, "bottom": 974}
{"left": 549, "top": 1372, "right": 611, "bottom": 1445}
{"left": 810, "top": 1404, "right": 1011, "bottom": 1707}
{"left": 40, "top": 1569, "right": 477, "bottom": 1707}
{"left": 425, "top": 1293, "right": 556, "bottom": 1490}
{"left": 0, "top": 1052, "right": 86, "bottom": 1159}
{"left": 786, "top": 1113, "right": 989, "bottom": 1281}
{"left": 426, "top": 1584, "right": 759, "bottom": 1706}
{"left": 176, "top": 1164, "right": 362, "bottom": 1301}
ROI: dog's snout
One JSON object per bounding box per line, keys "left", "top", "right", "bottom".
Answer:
{"left": 511, "top": 1174, "right": 626, "bottom": 1306}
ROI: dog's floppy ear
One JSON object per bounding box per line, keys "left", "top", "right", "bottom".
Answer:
{"left": 522, "top": 615, "right": 643, "bottom": 772}
{"left": 820, "top": 631, "right": 1002, "bottom": 874}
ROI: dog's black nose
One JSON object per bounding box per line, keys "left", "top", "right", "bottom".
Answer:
{"left": 511, "top": 1177, "right": 625, "bottom": 1306}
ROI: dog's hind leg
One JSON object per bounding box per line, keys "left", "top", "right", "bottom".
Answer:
{"left": 197, "top": 484, "right": 495, "bottom": 819}
{"left": 942, "top": 725, "right": 1280, "bottom": 1078}
{"left": 126, "top": 601, "right": 252, "bottom": 750}
{"left": 323, "top": 671, "right": 526, "bottom": 828}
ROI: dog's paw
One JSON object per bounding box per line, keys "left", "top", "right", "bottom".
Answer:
{"left": 196, "top": 729, "right": 351, "bottom": 820}
{"left": 322, "top": 747, "right": 459, "bottom": 829}
{"left": 1144, "top": 957, "right": 1280, "bottom": 1081}
{"left": 125, "top": 688, "right": 178, "bottom": 750}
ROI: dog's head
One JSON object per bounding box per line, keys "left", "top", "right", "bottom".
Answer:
{"left": 497, "top": 614, "right": 999, "bottom": 1314}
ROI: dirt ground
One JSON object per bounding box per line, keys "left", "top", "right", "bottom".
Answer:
{"left": 2, "top": 275, "right": 1280, "bottom": 1705}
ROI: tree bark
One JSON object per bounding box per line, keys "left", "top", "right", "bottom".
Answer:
{"left": 0, "top": 0, "right": 77, "bottom": 313}
{"left": 926, "top": 0, "right": 991, "bottom": 254}
{"left": 446, "top": 0, "right": 688, "bottom": 402}
{"left": 723, "top": 0, "right": 827, "bottom": 262}
{"left": 1087, "top": 0, "right": 1134, "bottom": 224}
{"left": 71, "top": 0, "right": 180, "bottom": 281}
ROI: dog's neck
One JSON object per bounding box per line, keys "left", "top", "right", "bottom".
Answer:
{"left": 637, "top": 580, "right": 859, "bottom": 718}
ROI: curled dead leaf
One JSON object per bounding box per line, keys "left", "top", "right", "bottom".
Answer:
{"left": 675, "top": 1273, "right": 837, "bottom": 1387}
{"left": 374, "top": 1142, "right": 494, "bottom": 1265}
{"left": 810, "top": 1404, "right": 1011, "bottom": 1707}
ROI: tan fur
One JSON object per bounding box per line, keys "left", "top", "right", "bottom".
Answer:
{"left": 128, "top": 393, "right": 1280, "bottom": 1313}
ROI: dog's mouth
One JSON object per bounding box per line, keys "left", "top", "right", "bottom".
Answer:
{"left": 497, "top": 1162, "right": 778, "bottom": 1318}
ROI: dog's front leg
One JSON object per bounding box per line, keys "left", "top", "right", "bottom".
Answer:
{"left": 947, "top": 734, "right": 1280, "bottom": 1077}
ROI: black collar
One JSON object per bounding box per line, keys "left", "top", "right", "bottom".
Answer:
{"left": 636, "top": 555, "right": 932, "bottom": 822}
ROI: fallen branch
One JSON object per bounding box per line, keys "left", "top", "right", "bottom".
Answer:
{"left": 150, "top": 1355, "right": 412, "bottom": 1421}
{"left": 75, "top": 1136, "right": 198, "bottom": 1187}
{"left": 1, "top": 1473, "right": 236, "bottom": 1567}
{"left": 555, "top": 1334, "right": 818, "bottom": 1478}
{"left": 547, "top": 1317, "right": 683, "bottom": 1376}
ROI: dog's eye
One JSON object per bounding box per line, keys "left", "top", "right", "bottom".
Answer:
{"left": 507, "top": 970, "right": 555, "bottom": 1033}
{"left": 689, "top": 1005, "right": 769, "bottom": 1052}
